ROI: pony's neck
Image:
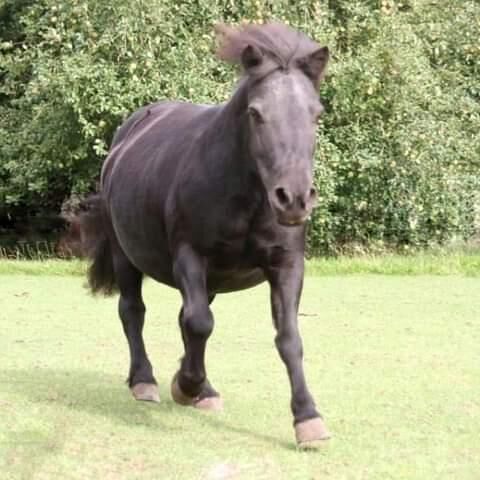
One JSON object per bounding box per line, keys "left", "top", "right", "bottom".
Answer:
{"left": 205, "top": 78, "right": 254, "bottom": 173}
{"left": 197, "top": 78, "right": 266, "bottom": 204}
{"left": 220, "top": 78, "right": 250, "bottom": 124}
{"left": 206, "top": 78, "right": 256, "bottom": 175}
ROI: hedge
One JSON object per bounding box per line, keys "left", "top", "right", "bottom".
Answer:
{"left": 0, "top": 0, "right": 479, "bottom": 254}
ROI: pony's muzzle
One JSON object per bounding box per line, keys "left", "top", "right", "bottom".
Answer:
{"left": 271, "top": 185, "right": 317, "bottom": 226}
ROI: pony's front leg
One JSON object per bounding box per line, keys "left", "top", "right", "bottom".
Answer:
{"left": 170, "top": 244, "right": 222, "bottom": 411}
{"left": 266, "top": 257, "right": 330, "bottom": 448}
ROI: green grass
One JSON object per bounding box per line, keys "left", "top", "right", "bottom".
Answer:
{"left": 1, "top": 249, "right": 480, "bottom": 277}
{"left": 1, "top": 274, "right": 479, "bottom": 479}
{"left": 0, "top": 259, "right": 87, "bottom": 276}
{"left": 307, "top": 251, "right": 480, "bottom": 276}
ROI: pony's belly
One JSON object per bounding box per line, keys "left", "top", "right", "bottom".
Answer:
{"left": 110, "top": 213, "right": 176, "bottom": 287}
{"left": 207, "top": 267, "right": 266, "bottom": 293}
{"left": 123, "top": 247, "right": 176, "bottom": 287}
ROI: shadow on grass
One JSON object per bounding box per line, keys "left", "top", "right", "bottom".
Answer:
{"left": 1, "top": 368, "right": 296, "bottom": 451}
{"left": 1, "top": 368, "right": 174, "bottom": 430}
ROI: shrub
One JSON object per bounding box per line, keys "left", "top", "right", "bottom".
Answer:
{"left": 1, "top": 0, "right": 478, "bottom": 253}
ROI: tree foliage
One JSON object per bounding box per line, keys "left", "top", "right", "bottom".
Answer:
{"left": 1, "top": 0, "right": 479, "bottom": 252}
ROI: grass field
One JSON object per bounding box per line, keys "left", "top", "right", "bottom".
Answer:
{"left": 1, "top": 249, "right": 480, "bottom": 277}
{"left": 1, "top": 267, "right": 479, "bottom": 479}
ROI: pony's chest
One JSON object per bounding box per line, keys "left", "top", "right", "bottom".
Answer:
{"left": 206, "top": 213, "right": 280, "bottom": 270}
{"left": 208, "top": 218, "right": 253, "bottom": 267}
{"left": 193, "top": 193, "right": 290, "bottom": 269}
{"left": 203, "top": 194, "right": 252, "bottom": 249}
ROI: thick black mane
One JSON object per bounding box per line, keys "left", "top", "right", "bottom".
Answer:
{"left": 215, "top": 22, "right": 320, "bottom": 75}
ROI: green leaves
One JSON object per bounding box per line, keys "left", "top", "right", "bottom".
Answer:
{"left": 0, "top": 0, "right": 478, "bottom": 251}
{"left": 307, "top": 0, "right": 480, "bottom": 254}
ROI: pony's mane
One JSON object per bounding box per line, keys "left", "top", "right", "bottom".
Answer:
{"left": 215, "top": 22, "right": 320, "bottom": 75}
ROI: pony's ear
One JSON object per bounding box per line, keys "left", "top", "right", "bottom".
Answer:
{"left": 297, "top": 46, "right": 329, "bottom": 88}
{"left": 241, "top": 44, "right": 263, "bottom": 71}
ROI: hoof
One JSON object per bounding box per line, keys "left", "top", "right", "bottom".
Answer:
{"left": 131, "top": 383, "right": 160, "bottom": 403}
{"left": 194, "top": 395, "right": 224, "bottom": 412}
{"left": 295, "top": 417, "right": 331, "bottom": 449}
{"left": 171, "top": 376, "right": 195, "bottom": 406}
{"left": 171, "top": 375, "right": 222, "bottom": 411}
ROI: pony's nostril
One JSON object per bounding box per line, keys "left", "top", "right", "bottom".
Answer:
{"left": 275, "top": 187, "right": 291, "bottom": 207}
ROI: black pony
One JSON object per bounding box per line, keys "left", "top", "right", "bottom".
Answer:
{"left": 80, "top": 22, "right": 330, "bottom": 447}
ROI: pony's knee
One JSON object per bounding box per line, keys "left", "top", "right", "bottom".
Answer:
{"left": 119, "top": 296, "right": 145, "bottom": 318}
{"left": 275, "top": 330, "right": 303, "bottom": 364}
{"left": 183, "top": 305, "right": 214, "bottom": 339}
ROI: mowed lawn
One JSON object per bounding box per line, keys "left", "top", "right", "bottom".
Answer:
{"left": 1, "top": 272, "right": 479, "bottom": 479}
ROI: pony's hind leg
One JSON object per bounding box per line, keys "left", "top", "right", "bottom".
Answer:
{"left": 113, "top": 249, "right": 159, "bottom": 402}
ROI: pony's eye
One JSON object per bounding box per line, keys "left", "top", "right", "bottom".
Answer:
{"left": 248, "top": 106, "right": 264, "bottom": 123}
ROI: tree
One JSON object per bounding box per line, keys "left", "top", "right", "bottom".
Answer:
{"left": 1, "top": 0, "right": 478, "bottom": 253}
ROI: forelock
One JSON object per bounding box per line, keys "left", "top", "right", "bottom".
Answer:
{"left": 215, "top": 22, "right": 320, "bottom": 75}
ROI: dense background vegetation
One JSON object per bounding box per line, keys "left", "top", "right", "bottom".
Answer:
{"left": 0, "top": 0, "right": 479, "bottom": 254}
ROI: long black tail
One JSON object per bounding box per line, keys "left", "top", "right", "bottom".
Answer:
{"left": 78, "top": 194, "right": 118, "bottom": 296}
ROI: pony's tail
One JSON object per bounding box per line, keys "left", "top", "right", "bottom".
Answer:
{"left": 77, "top": 194, "right": 118, "bottom": 296}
